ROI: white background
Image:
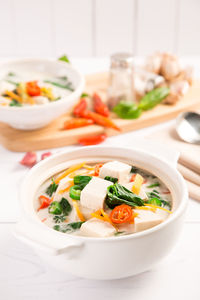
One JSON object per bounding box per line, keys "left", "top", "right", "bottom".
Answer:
{"left": 0, "top": 0, "right": 200, "bottom": 58}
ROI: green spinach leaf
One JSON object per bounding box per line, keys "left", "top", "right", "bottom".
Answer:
{"left": 104, "top": 176, "right": 118, "bottom": 183}
{"left": 106, "top": 183, "right": 144, "bottom": 209}
{"left": 46, "top": 179, "right": 58, "bottom": 197}
{"left": 60, "top": 197, "right": 72, "bottom": 216}
{"left": 54, "top": 221, "right": 84, "bottom": 233}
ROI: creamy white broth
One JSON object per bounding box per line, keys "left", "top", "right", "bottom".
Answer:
{"left": 36, "top": 161, "right": 173, "bottom": 237}
{"left": 0, "top": 71, "right": 73, "bottom": 107}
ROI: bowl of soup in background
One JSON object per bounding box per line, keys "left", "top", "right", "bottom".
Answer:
{"left": 14, "top": 146, "right": 188, "bottom": 280}
{"left": 0, "top": 59, "right": 84, "bottom": 130}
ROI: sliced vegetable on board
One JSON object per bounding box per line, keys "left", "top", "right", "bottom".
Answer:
{"left": 82, "top": 110, "right": 120, "bottom": 131}
{"left": 93, "top": 93, "right": 109, "bottom": 117}
{"left": 78, "top": 133, "right": 107, "bottom": 146}
{"left": 73, "top": 98, "right": 87, "bottom": 117}
{"left": 63, "top": 118, "right": 94, "bottom": 130}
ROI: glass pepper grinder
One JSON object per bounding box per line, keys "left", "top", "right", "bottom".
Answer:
{"left": 107, "top": 52, "right": 135, "bottom": 109}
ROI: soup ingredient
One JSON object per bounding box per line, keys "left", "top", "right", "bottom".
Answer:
{"left": 55, "top": 162, "right": 86, "bottom": 184}
{"left": 106, "top": 183, "right": 144, "bottom": 209}
{"left": 80, "top": 177, "right": 113, "bottom": 210}
{"left": 54, "top": 221, "right": 84, "bottom": 233}
{"left": 78, "top": 133, "right": 107, "bottom": 146}
{"left": 80, "top": 218, "right": 116, "bottom": 237}
{"left": 110, "top": 204, "right": 133, "bottom": 224}
{"left": 5, "top": 90, "right": 23, "bottom": 103}
{"left": 104, "top": 176, "right": 118, "bottom": 183}
{"left": 113, "top": 101, "right": 142, "bottom": 119}
{"left": 91, "top": 209, "right": 113, "bottom": 225}
{"left": 147, "top": 197, "right": 162, "bottom": 206}
{"left": 46, "top": 179, "right": 58, "bottom": 197}
{"left": 58, "top": 54, "right": 70, "bottom": 63}
{"left": 26, "top": 81, "right": 41, "bottom": 96}
{"left": 138, "top": 87, "right": 170, "bottom": 111}
{"left": 147, "top": 190, "right": 171, "bottom": 209}
{"left": 20, "top": 151, "right": 37, "bottom": 167}
{"left": 73, "top": 98, "right": 87, "bottom": 117}
{"left": 48, "top": 197, "right": 72, "bottom": 215}
{"left": 82, "top": 111, "right": 120, "bottom": 131}
{"left": 69, "top": 185, "right": 81, "bottom": 200}
{"left": 72, "top": 200, "right": 85, "bottom": 221}
{"left": 93, "top": 93, "right": 109, "bottom": 117}
{"left": 53, "top": 215, "right": 67, "bottom": 223}
{"left": 49, "top": 201, "right": 62, "bottom": 215}
{"left": 9, "top": 99, "right": 22, "bottom": 107}
{"left": 63, "top": 118, "right": 94, "bottom": 130}
{"left": 74, "top": 175, "right": 92, "bottom": 188}
{"left": 41, "top": 152, "right": 52, "bottom": 160}
{"left": 131, "top": 174, "right": 144, "bottom": 195}
{"left": 94, "top": 163, "right": 103, "bottom": 176}
{"left": 133, "top": 209, "right": 163, "bottom": 232}
{"left": 38, "top": 195, "right": 52, "bottom": 211}
{"left": 99, "top": 161, "right": 131, "bottom": 184}
{"left": 60, "top": 197, "right": 72, "bottom": 215}
{"left": 44, "top": 77, "right": 74, "bottom": 91}
{"left": 147, "top": 182, "right": 160, "bottom": 188}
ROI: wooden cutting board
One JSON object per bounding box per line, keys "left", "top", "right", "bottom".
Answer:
{"left": 0, "top": 72, "right": 200, "bottom": 152}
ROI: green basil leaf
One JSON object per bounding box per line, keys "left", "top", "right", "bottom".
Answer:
{"left": 58, "top": 54, "right": 70, "bottom": 63}
{"left": 138, "top": 87, "right": 170, "bottom": 111}
{"left": 113, "top": 101, "right": 142, "bottom": 119}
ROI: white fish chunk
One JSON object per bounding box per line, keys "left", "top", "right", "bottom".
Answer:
{"left": 133, "top": 209, "right": 163, "bottom": 232}
{"left": 33, "top": 96, "right": 49, "bottom": 105}
{"left": 80, "top": 177, "right": 112, "bottom": 210}
{"left": 80, "top": 218, "right": 116, "bottom": 237}
{"left": 99, "top": 161, "right": 131, "bottom": 184}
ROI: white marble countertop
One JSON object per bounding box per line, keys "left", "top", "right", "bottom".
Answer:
{"left": 0, "top": 57, "right": 200, "bottom": 300}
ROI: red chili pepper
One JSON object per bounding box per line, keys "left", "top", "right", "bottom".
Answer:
{"left": 20, "top": 152, "right": 37, "bottom": 167}
{"left": 93, "top": 93, "right": 109, "bottom": 117}
{"left": 82, "top": 110, "right": 120, "bottom": 131}
{"left": 73, "top": 98, "right": 87, "bottom": 117}
{"left": 63, "top": 118, "right": 94, "bottom": 130}
{"left": 94, "top": 163, "right": 103, "bottom": 176}
{"left": 78, "top": 133, "right": 107, "bottom": 146}
{"left": 38, "top": 195, "right": 52, "bottom": 211}
{"left": 41, "top": 152, "right": 52, "bottom": 160}
{"left": 163, "top": 190, "right": 171, "bottom": 194}
{"left": 110, "top": 204, "right": 133, "bottom": 224}
{"left": 26, "top": 81, "right": 41, "bottom": 96}
{"left": 130, "top": 174, "right": 136, "bottom": 182}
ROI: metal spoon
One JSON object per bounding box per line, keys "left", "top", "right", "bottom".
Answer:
{"left": 176, "top": 112, "right": 200, "bottom": 144}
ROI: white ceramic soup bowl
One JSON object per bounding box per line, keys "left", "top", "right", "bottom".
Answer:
{"left": 14, "top": 146, "right": 188, "bottom": 280}
{"left": 0, "top": 59, "right": 84, "bottom": 130}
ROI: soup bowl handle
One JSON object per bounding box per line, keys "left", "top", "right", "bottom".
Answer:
{"left": 13, "top": 219, "right": 84, "bottom": 256}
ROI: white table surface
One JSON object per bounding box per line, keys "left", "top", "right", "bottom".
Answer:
{"left": 0, "top": 57, "right": 200, "bottom": 300}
